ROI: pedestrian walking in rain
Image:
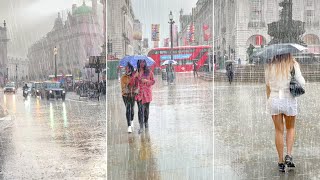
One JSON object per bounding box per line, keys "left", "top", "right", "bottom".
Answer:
{"left": 121, "top": 63, "right": 137, "bottom": 133}
{"left": 166, "top": 63, "right": 174, "bottom": 84}
{"left": 193, "top": 61, "right": 198, "bottom": 77}
{"left": 135, "top": 59, "right": 155, "bottom": 133}
{"left": 226, "top": 62, "right": 234, "bottom": 84}
{"left": 265, "top": 53, "right": 305, "bottom": 172}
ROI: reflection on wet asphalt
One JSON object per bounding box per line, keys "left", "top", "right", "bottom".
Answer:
{"left": 214, "top": 82, "right": 320, "bottom": 179}
{"left": 0, "top": 92, "right": 106, "bottom": 179}
{"left": 108, "top": 73, "right": 213, "bottom": 180}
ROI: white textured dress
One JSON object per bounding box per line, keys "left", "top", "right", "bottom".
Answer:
{"left": 265, "top": 62, "right": 305, "bottom": 116}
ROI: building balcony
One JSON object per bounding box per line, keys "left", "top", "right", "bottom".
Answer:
{"left": 248, "top": 21, "right": 266, "bottom": 28}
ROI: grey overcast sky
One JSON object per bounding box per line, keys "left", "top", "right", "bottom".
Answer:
{"left": 0, "top": 0, "right": 100, "bottom": 58}
{"left": 131, "top": 0, "right": 197, "bottom": 47}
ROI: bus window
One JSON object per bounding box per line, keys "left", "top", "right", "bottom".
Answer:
{"left": 186, "top": 60, "right": 193, "bottom": 64}
{"left": 160, "top": 50, "right": 168, "bottom": 54}
{"left": 152, "top": 50, "right": 159, "bottom": 55}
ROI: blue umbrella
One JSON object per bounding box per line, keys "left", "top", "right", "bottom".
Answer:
{"left": 251, "top": 43, "right": 307, "bottom": 63}
{"left": 119, "top": 55, "right": 155, "bottom": 67}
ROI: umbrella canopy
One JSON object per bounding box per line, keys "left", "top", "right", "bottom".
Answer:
{"left": 162, "top": 60, "right": 178, "bottom": 66}
{"left": 225, "top": 60, "right": 235, "bottom": 63}
{"left": 119, "top": 55, "right": 155, "bottom": 68}
{"left": 251, "top": 43, "right": 307, "bottom": 63}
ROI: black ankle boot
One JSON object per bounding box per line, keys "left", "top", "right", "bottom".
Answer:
{"left": 139, "top": 124, "right": 144, "bottom": 134}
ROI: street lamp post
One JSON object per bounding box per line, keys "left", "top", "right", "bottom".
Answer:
{"left": 96, "top": 57, "right": 101, "bottom": 83}
{"left": 168, "top": 11, "right": 175, "bottom": 60}
{"left": 6, "top": 67, "right": 8, "bottom": 84}
{"left": 54, "top": 46, "right": 58, "bottom": 79}
{"left": 15, "top": 64, "right": 17, "bottom": 85}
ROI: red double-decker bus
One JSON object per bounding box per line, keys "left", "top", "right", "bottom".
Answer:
{"left": 147, "top": 45, "right": 212, "bottom": 72}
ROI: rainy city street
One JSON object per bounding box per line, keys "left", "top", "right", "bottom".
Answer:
{"left": 107, "top": 73, "right": 213, "bottom": 180}
{"left": 215, "top": 82, "right": 320, "bottom": 179}
{"left": 0, "top": 91, "right": 106, "bottom": 179}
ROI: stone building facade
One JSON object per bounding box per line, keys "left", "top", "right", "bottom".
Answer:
{"left": 27, "top": 1, "right": 103, "bottom": 80}
{"left": 107, "top": 0, "right": 135, "bottom": 59}
{"left": 7, "top": 57, "right": 29, "bottom": 82}
{"left": 179, "top": 0, "right": 213, "bottom": 46}
{"left": 0, "top": 20, "right": 9, "bottom": 85}
{"left": 214, "top": 0, "right": 320, "bottom": 65}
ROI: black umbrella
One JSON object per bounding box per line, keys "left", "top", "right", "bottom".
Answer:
{"left": 251, "top": 43, "right": 307, "bottom": 63}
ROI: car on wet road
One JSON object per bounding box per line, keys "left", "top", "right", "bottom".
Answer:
{"left": 40, "top": 81, "right": 66, "bottom": 101}
{"left": 3, "top": 82, "right": 17, "bottom": 94}
{"left": 31, "top": 82, "right": 43, "bottom": 97}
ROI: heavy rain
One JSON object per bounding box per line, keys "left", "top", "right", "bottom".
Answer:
{"left": 107, "top": 0, "right": 213, "bottom": 179}
{"left": 215, "top": 0, "right": 320, "bottom": 179}
{"left": 0, "top": 0, "right": 106, "bottom": 179}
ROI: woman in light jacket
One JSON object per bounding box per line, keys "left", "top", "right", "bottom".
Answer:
{"left": 265, "top": 53, "right": 305, "bottom": 172}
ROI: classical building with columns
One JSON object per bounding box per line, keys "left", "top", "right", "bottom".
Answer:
{"left": 107, "top": 0, "right": 135, "bottom": 59}
{"left": 7, "top": 56, "right": 29, "bottom": 82}
{"left": 27, "top": 0, "right": 103, "bottom": 80}
{"left": 214, "top": 0, "right": 320, "bottom": 65}
{"left": 0, "top": 20, "right": 9, "bottom": 85}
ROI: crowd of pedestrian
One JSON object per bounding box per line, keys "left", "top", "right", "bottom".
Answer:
{"left": 74, "top": 80, "right": 106, "bottom": 96}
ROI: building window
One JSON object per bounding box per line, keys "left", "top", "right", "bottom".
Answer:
{"left": 307, "top": 0, "right": 313, "bottom": 6}
{"left": 249, "top": 0, "right": 264, "bottom": 28}
{"left": 306, "top": 10, "right": 314, "bottom": 26}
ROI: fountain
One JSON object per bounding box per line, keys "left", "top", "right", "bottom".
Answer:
{"left": 268, "top": 0, "right": 305, "bottom": 45}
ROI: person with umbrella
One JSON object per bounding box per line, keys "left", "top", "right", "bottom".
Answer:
{"left": 193, "top": 61, "right": 198, "bottom": 77}
{"left": 166, "top": 62, "right": 174, "bottom": 84}
{"left": 134, "top": 59, "right": 155, "bottom": 133}
{"left": 120, "top": 62, "right": 138, "bottom": 133}
{"left": 225, "top": 60, "right": 234, "bottom": 84}
{"left": 261, "top": 44, "right": 306, "bottom": 172}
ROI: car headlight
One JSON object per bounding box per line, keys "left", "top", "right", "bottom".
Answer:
{"left": 62, "top": 91, "right": 65, "bottom": 94}
{"left": 36, "top": 90, "right": 39, "bottom": 92}
{"left": 49, "top": 90, "right": 52, "bottom": 93}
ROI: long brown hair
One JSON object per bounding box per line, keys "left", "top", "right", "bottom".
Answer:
{"left": 265, "top": 53, "right": 298, "bottom": 79}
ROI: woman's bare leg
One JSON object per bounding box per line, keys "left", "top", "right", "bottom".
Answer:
{"left": 284, "top": 115, "right": 296, "bottom": 156}
{"left": 272, "top": 114, "right": 285, "bottom": 163}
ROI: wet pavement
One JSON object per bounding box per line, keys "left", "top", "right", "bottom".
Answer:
{"left": 214, "top": 82, "right": 320, "bottom": 179}
{"left": 0, "top": 90, "right": 106, "bottom": 179}
{"left": 107, "top": 73, "right": 213, "bottom": 180}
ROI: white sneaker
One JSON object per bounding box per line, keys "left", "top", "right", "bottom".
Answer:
{"left": 128, "top": 126, "right": 132, "bottom": 133}
{"left": 131, "top": 121, "right": 134, "bottom": 129}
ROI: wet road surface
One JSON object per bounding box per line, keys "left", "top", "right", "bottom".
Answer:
{"left": 215, "top": 82, "right": 320, "bottom": 179}
{"left": 107, "top": 73, "right": 213, "bottom": 180}
{"left": 0, "top": 91, "right": 106, "bottom": 179}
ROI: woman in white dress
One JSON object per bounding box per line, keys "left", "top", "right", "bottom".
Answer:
{"left": 265, "top": 53, "right": 305, "bottom": 172}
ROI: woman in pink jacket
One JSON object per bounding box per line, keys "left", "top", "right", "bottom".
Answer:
{"left": 135, "top": 59, "right": 155, "bottom": 133}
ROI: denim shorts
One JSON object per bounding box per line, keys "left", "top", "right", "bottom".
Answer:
{"left": 268, "top": 97, "right": 298, "bottom": 116}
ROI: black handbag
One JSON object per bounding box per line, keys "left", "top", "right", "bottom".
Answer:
{"left": 289, "top": 66, "right": 305, "bottom": 97}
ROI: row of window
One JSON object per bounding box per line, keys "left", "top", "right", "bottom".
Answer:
{"left": 152, "top": 49, "right": 196, "bottom": 55}
{"left": 164, "top": 60, "right": 195, "bottom": 65}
